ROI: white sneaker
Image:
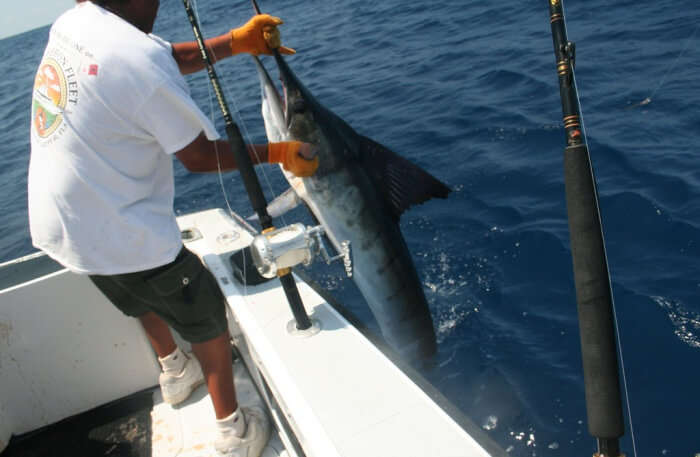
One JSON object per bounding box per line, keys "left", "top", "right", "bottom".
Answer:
{"left": 159, "top": 352, "right": 205, "bottom": 405}
{"left": 215, "top": 407, "right": 271, "bottom": 457}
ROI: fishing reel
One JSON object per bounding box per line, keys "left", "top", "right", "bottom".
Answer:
{"left": 249, "top": 223, "right": 352, "bottom": 279}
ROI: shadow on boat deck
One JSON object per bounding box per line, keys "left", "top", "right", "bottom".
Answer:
{"left": 3, "top": 387, "right": 156, "bottom": 457}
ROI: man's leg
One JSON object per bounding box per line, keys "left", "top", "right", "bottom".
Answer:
{"left": 138, "top": 311, "right": 205, "bottom": 405}
{"left": 139, "top": 311, "right": 177, "bottom": 358}
{"left": 196, "top": 332, "right": 269, "bottom": 457}
{"left": 125, "top": 249, "right": 268, "bottom": 456}
{"left": 191, "top": 331, "right": 238, "bottom": 419}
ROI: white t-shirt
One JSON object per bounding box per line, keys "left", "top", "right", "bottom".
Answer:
{"left": 28, "top": 2, "right": 219, "bottom": 275}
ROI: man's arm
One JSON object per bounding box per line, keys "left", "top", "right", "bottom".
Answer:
{"left": 175, "top": 132, "right": 318, "bottom": 177}
{"left": 172, "top": 35, "right": 232, "bottom": 75}
{"left": 175, "top": 132, "right": 267, "bottom": 172}
{"left": 171, "top": 14, "right": 295, "bottom": 75}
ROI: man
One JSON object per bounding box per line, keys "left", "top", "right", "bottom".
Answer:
{"left": 28, "top": 1, "right": 317, "bottom": 456}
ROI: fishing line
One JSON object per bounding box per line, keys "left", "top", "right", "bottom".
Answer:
{"left": 220, "top": 70, "right": 292, "bottom": 229}
{"left": 190, "top": 0, "right": 290, "bottom": 229}
{"left": 562, "top": 0, "right": 639, "bottom": 452}
{"left": 629, "top": 20, "right": 699, "bottom": 108}
{"left": 191, "top": 0, "right": 253, "bottom": 295}
{"left": 190, "top": 0, "right": 235, "bottom": 219}
{"left": 579, "top": 92, "right": 642, "bottom": 457}
{"left": 189, "top": 0, "right": 297, "bottom": 295}
{"left": 573, "top": 66, "right": 641, "bottom": 457}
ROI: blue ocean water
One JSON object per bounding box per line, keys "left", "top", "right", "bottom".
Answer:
{"left": 1, "top": 0, "right": 699, "bottom": 455}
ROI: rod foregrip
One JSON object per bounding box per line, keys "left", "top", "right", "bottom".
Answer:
{"left": 563, "top": 144, "right": 625, "bottom": 439}
{"left": 224, "top": 124, "right": 272, "bottom": 228}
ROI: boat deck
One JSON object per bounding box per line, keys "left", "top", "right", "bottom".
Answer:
{"left": 3, "top": 356, "right": 286, "bottom": 457}
{"left": 1, "top": 208, "right": 506, "bottom": 457}
{"left": 149, "top": 358, "right": 287, "bottom": 457}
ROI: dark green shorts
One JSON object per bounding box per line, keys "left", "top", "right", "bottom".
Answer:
{"left": 89, "top": 248, "right": 228, "bottom": 343}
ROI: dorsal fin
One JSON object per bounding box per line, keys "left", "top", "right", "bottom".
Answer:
{"left": 359, "top": 135, "right": 450, "bottom": 220}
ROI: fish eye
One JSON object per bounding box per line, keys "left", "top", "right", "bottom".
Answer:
{"left": 292, "top": 99, "right": 306, "bottom": 114}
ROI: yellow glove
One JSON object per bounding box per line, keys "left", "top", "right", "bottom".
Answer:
{"left": 268, "top": 142, "right": 319, "bottom": 177}
{"left": 230, "top": 14, "right": 296, "bottom": 56}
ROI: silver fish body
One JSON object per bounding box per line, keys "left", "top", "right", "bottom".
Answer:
{"left": 254, "top": 55, "right": 449, "bottom": 359}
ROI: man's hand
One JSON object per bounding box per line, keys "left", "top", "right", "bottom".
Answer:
{"left": 230, "top": 14, "right": 296, "bottom": 56}
{"left": 268, "top": 141, "right": 319, "bottom": 177}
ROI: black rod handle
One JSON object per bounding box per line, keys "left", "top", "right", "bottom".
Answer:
{"left": 564, "top": 144, "right": 625, "bottom": 441}
{"left": 224, "top": 124, "right": 272, "bottom": 228}
{"left": 548, "top": 0, "right": 625, "bottom": 451}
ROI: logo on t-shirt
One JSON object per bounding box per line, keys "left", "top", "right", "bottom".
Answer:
{"left": 32, "top": 48, "right": 79, "bottom": 143}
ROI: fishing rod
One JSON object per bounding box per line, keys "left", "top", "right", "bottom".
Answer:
{"left": 181, "top": 0, "right": 312, "bottom": 330}
{"left": 251, "top": 0, "right": 262, "bottom": 18}
{"left": 547, "top": 1, "right": 626, "bottom": 456}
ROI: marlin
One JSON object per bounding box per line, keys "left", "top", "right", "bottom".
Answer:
{"left": 253, "top": 53, "right": 449, "bottom": 360}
